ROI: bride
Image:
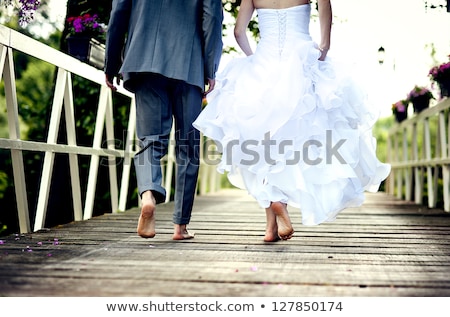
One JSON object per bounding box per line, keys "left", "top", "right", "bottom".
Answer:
{"left": 193, "top": 0, "right": 391, "bottom": 242}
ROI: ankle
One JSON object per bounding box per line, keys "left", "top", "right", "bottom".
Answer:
{"left": 141, "top": 190, "right": 155, "bottom": 203}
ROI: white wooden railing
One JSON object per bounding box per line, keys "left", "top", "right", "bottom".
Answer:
{"left": 0, "top": 25, "right": 220, "bottom": 234}
{"left": 386, "top": 97, "right": 450, "bottom": 212}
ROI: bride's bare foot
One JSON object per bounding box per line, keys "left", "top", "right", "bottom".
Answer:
{"left": 173, "top": 224, "right": 195, "bottom": 240}
{"left": 137, "top": 191, "right": 156, "bottom": 238}
{"left": 264, "top": 207, "right": 280, "bottom": 242}
{"left": 271, "top": 202, "right": 294, "bottom": 240}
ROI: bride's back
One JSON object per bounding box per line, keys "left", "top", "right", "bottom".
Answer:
{"left": 253, "top": 0, "right": 310, "bottom": 9}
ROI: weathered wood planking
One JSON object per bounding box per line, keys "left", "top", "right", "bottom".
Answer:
{"left": 1, "top": 189, "right": 450, "bottom": 297}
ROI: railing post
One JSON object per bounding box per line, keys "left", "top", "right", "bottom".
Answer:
{"left": 440, "top": 112, "right": 450, "bottom": 211}
{"left": 118, "top": 98, "right": 137, "bottom": 212}
{"left": 84, "top": 85, "right": 115, "bottom": 219}
{"left": 1, "top": 44, "right": 31, "bottom": 233}
{"left": 64, "top": 69, "right": 83, "bottom": 222}
{"left": 412, "top": 123, "right": 423, "bottom": 205}
{"left": 403, "top": 126, "right": 412, "bottom": 200}
{"left": 386, "top": 133, "right": 394, "bottom": 196}
{"left": 164, "top": 126, "right": 176, "bottom": 203}
{"left": 424, "top": 119, "right": 436, "bottom": 208}
{"left": 34, "top": 68, "right": 83, "bottom": 231}
{"left": 394, "top": 130, "right": 402, "bottom": 199}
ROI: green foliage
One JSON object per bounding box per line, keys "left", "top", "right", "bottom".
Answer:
{"left": 0, "top": 170, "right": 7, "bottom": 199}
{"left": 223, "top": 0, "right": 260, "bottom": 40}
{"left": 16, "top": 59, "right": 55, "bottom": 140}
{"left": 373, "top": 116, "right": 394, "bottom": 163}
{"left": 0, "top": 223, "right": 6, "bottom": 235}
{"left": 0, "top": 94, "right": 8, "bottom": 138}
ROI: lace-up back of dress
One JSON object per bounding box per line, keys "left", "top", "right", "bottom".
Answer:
{"left": 257, "top": 5, "right": 312, "bottom": 57}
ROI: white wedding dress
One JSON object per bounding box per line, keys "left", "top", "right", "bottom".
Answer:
{"left": 193, "top": 4, "right": 391, "bottom": 225}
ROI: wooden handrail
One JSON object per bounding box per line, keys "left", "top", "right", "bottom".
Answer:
{"left": 387, "top": 97, "right": 450, "bottom": 212}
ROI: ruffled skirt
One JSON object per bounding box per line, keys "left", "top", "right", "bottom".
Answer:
{"left": 193, "top": 39, "right": 391, "bottom": 225}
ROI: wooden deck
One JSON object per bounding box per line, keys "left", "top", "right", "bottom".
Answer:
{"left": 1, "top": 189, "right": 450, "bottom": 297}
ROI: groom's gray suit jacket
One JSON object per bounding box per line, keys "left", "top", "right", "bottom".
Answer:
{"left": 105, "top": 0, "right": 223, "bottom": 92}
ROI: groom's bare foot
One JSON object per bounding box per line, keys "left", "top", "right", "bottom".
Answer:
{"left": 173, "top": 224, "right": 195, "bottom": 240}
{"left": 264, "top": 208, "right": 280, "bottom": 242}
{"left": 137, "top": 191, "right": 156, "bottom": 238}
{"left": 271, "top": 202, "right": 294, "bottom": 240}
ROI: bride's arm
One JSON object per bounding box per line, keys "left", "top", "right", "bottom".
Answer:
{"left": 317, "top": 0, "right": 332, "bottom": 60}
{"left": 234, "top": 0, "right": 255, "bottom": 56}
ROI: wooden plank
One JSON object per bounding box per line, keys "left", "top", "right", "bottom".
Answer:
{"left": 1, "top": 190, "right": 450, "bottom": 297}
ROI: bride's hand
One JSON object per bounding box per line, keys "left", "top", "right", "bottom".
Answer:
{"left": 318, "top": 47, "right": 328, "bottom": 61}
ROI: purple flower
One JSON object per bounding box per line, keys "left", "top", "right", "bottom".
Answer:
{"left": 67, "top": 13, "right": 106, "bottom": 39}
{"left": 407, "top": 85, "right": 433, "bottom": 100}
{"left": 392, "top": 100, "right": 408, "bottom": 113}
{"left": 429, "top": 60, "right": 450, "bottom": 83}
{"left": 73, "top": 18, "right": 84, "bottom": 33}
{"left": 15, "top": 0, "right": 41, "bottom": 26}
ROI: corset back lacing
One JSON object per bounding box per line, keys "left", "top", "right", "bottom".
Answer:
{"left": 277, "top": 10, "right": 287, "bottom": 58}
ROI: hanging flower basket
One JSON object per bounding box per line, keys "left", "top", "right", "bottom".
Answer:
{"left": 67, "top": 36, "right": 105, "bottom": 69}
{"left": 429, "top": 58, "right": 450, "bottom": 99}
{"left": 411, "top": 95, "right": 431, "bottom": 113}
{"left": 438, "top": 78, "right": 450, "bottom": 98}
{"left": 392, "top": 100, "right": 408, "bottom": 123}
{"left": 65, "top": 13, "right": 106, "bottom": 69}
{"left": 394, "top": 110, "right": 408, "bottom": 123}
{"left": 407, "top": 86, "right": 434, "bottom": 113}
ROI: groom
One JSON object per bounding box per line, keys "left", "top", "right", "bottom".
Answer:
{"left": 104, "top": 0, "right": 223, "bottom": 240}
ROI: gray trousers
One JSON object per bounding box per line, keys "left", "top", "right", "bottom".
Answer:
{"left": 133, "top": 73, "right": 202, "bottom": 225}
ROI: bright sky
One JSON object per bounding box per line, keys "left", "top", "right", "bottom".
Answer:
{"left": 46, "top": 0, "right": 450, "bottom": 118}
{"left": 49, "top": 0, "right": 67, "bottom": 24}
{"left": 330, "top": 0, "right": 450, "bottom": 117}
